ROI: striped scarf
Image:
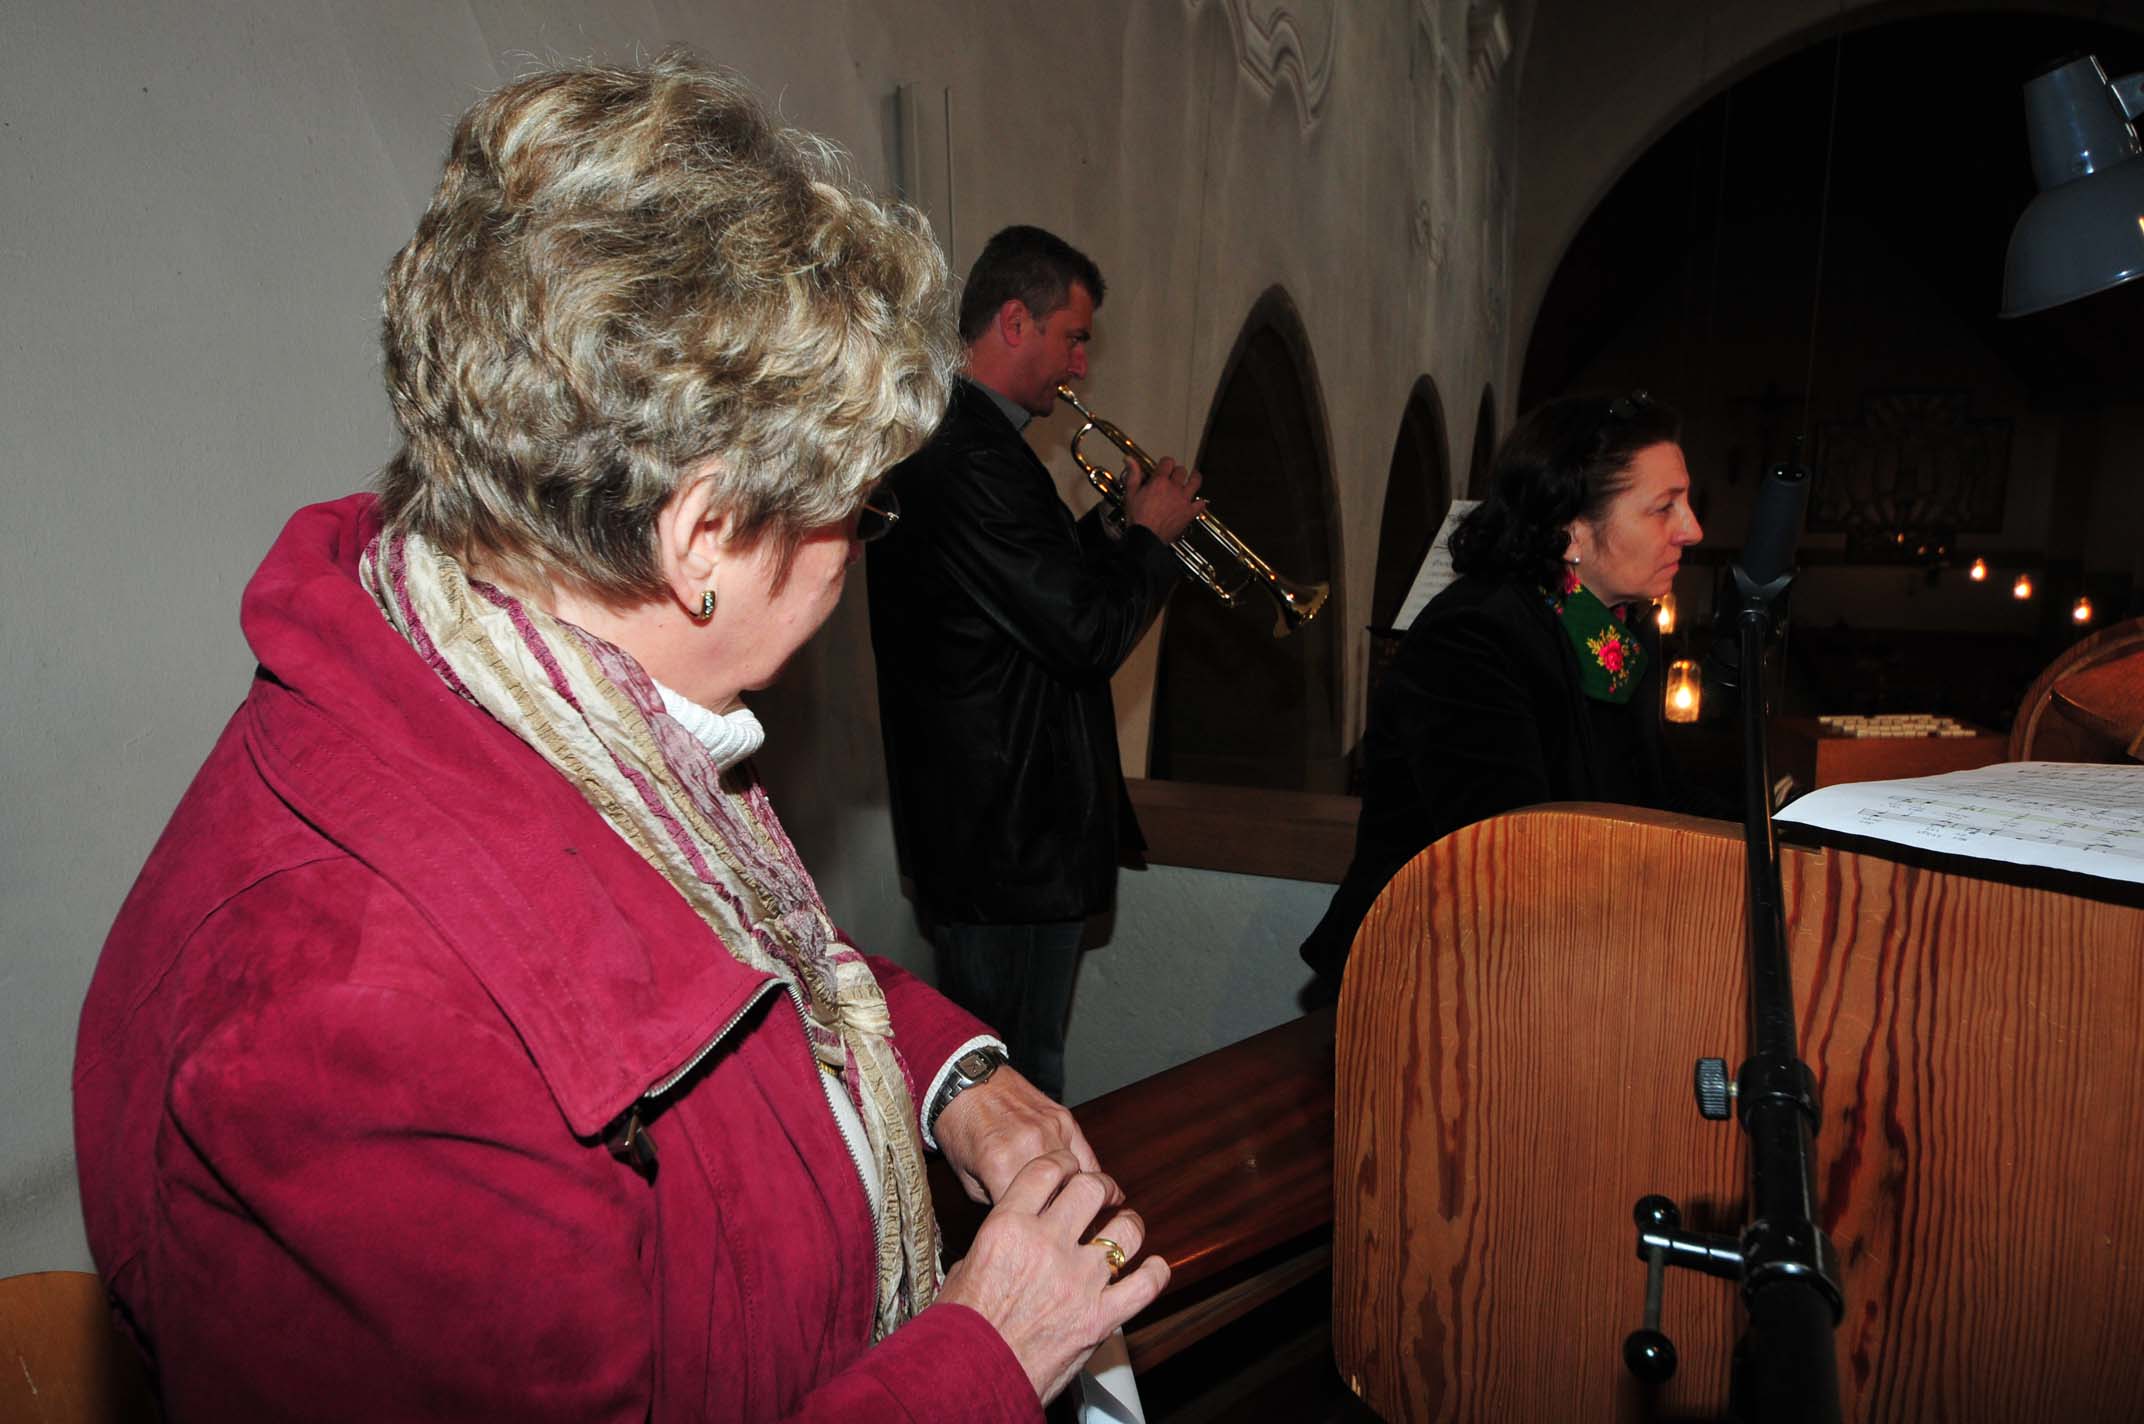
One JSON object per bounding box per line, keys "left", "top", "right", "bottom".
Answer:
{"left": 359, "top": 528, "right": 939, "bottom": 1338}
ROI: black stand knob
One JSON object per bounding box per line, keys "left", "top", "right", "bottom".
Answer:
{"left": 1695, "top": 1057, "right": 1733, "bottom": 1120}
{"left": 1624, "top": 1328, "right": 1679, "bottom": 1384}
{"left": 1624, "top": 1195, "right": 1682, "bottom": 1384}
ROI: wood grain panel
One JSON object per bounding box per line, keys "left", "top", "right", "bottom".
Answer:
{"left": 0, "top": 1270, "right": 159, "bottom": 1424}
{"left": 2008, "top": 617, "right": 2144, "bottom": 762}
{"left": 1332, "top": 804, "right": 2144, "bottom": 1422}
{"left": 1126, "top": 777, "right": 1359, "bottom": 884}
{"left": 932, "top": 1009, "right": 1335, "bottom": 1372}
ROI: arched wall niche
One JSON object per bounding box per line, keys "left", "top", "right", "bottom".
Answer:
{"left": 1147, "top": 285, "right": 1346, "bottom": 792}
{"left": 1510, "top": 0, "right": 2129, "bottom": 396}
{"left": 1368, "top": 375, "right": 1451, "bottom": 632}
{"left": 1520, "top": 8, "right": 2144, "bottom": 418}
{"left": 1467, "top": 384, "right": 1498, "bottom": 499}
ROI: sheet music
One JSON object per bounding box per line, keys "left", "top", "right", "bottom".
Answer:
{"left": 1392, "top": 499, "right": 1480, "bottom": 632}
{"left": 1075, "top": 1329, "right": 1147, "bottom": 1423}
{"left": 1773, "top": 761, "right": 2144, "bottom": 884}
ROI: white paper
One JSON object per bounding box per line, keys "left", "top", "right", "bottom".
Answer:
{"left": 1391, "top": 499, "right": 1481, "bottom": 632}
{"left": 1075, "top": 1328, "right": 1147, "bottom": 1424}
{"left": 1773, "top": 761, "right": 2144, "bottom": 884}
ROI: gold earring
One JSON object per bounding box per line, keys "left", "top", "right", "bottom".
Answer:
{"left": 695, "top": 589, "right": 716, "bottom": 620}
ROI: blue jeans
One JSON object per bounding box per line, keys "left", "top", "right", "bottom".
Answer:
{"left": 930, "top": 920, "right": 1084, "bottom": 1102}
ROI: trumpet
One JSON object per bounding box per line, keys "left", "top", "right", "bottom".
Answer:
{"left": 1055, "top": 384, "right": 1329, "bottom": 638}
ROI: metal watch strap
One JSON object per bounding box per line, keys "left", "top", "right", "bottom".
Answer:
{"left": 926, "top": 1045, "right": 1007, "bottom": 1138}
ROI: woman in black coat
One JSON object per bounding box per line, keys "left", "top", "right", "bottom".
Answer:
{"left": 1301, "top": 392, "right": 1705, "bottom": 983}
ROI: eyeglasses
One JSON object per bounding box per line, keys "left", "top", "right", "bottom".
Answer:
{"left": 1605, "top": 389, "right": 1653, "bottom": 422}
{"left": 855, "top": 488, "right": 902, "bottom": 544}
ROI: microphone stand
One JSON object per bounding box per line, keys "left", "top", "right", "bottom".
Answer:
{"left": 1622, "top": 495, "right": 1843, "bottom": 1423}
{"left": 1721, "top": 562, "right": 1842, "bottom": 1424}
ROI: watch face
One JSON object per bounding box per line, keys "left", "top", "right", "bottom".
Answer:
{"left": 956, "top": 1048, "right": 1000, "bottom": 1082}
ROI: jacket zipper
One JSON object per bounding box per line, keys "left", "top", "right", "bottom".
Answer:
{"left": 611, "top": 980, "right": 782, "bottom": 1172}
{"left": 643, "top": 978, "right": 781, "bottom": 1100}
{"left": 786, "top": 983, "right": 883, "bottom": 1287}
{"left": 629, "top": 979, "right": 883, "bottom": 1292}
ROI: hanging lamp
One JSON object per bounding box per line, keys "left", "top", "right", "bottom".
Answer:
{"left": 2002, "top": 55, "right": 2144, "bottom": 317}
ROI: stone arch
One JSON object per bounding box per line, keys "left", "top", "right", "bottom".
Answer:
{"left": 1511, "top": 0, "right": 2131, "bottom": 367}
{"left": 1368, "top": 376, "right": 1451, "bottom": 631}
{"left": 1467, "top": 384, "right": 1498, "bottom": 499}
{"left": 1147, "top": 286, "right": 1346, "bottom": 791}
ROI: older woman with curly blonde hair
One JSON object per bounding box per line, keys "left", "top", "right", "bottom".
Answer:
{"left": 75, "top": 51, "right": 1163, "bottom": 1423}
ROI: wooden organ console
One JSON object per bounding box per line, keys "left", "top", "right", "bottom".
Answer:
{"left": 1333, "top": 803, "right": 2144, "bottom": 1421}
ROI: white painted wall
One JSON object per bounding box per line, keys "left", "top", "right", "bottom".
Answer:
{"left": 1, "top": 0, "right": 1520, "bottom": 1275}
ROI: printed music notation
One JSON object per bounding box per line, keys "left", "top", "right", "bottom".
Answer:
{"left": 1773, "top": 761, "right": 2144, "bottom": 884}
{"left": 1392, "top": 499, "right": 1480, "bottom": 632}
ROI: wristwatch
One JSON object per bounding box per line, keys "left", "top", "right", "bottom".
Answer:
{"left": 926, "top": 1045, "right": 1008, "bottom": 1139}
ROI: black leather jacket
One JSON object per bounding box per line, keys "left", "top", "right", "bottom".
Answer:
{"left": 867, "top": 379, "right": 1182, "bottom": 923}
{"left": 1299, "top": 575, "right": 1680, "bottom": 979}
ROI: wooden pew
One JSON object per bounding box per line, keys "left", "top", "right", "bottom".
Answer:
{"left": 0, "top": 1271, "right": 159, "bottom": 1424}
{"left": 930, "top": 1005, "right": 1335, "bottom": 1373}
{"left": 1331, "top": 803, "right": 2144, "bottom": 1422}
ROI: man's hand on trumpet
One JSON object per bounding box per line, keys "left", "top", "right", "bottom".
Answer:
{"left": 1122, "top": 454, "right": 1206, "bottom": 544}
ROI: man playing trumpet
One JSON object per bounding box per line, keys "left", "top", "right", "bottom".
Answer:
{"left": 867, "top": 225, "right": 1204, "bottom": 1102}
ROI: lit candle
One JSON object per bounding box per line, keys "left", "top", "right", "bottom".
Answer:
{"left": 1665, "top": 658, "right": 1701, "bottom": 723}
{"left": 1968, "top": 557, "right": 1988, "bottom": 582}
{"left": 2013, "top": 573, "right": 2034, "bottom": 601}
{"left": 2073, "top": 596, "right": 2094, "bottom": 624}
{"left": 1654, "top": 593, "right": 1677, "bottom": 635}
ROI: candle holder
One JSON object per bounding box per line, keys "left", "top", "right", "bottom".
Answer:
{"left": 1665, "top": 658, "right": 1701, "bottom": 723}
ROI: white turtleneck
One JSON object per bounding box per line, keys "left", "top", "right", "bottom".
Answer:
{"left": 654, "top": 683, "right": 767, "bottom": 771}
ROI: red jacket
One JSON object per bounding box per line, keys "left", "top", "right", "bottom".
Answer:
{"left": 74, "top": 496, "right": 1039, "bottom": 1423}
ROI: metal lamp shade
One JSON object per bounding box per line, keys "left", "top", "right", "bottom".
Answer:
{"left": 2002, "top": 55, "right": 2144, "bottom": 318}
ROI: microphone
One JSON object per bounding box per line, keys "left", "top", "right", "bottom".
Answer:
{"left": 1737, "top": 459, "right": 1813, "bottom": 590}
{"left": 1704, "top": 454, "right": 1812, "bottom": 696}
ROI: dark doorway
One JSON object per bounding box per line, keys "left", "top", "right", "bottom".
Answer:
{"left": 1467, "top": 386, "right": 1497, "bottom": 498}
{"left": 1368, "top": 377, "right": 1450, "bottom": 632}
{"left": 1148, "top": 288, "right": 1344, "bottom": 791}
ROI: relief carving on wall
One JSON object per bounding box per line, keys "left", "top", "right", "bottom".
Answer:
{"left": 1467, "top": 2, "right": 1511, "bottom": 87}
{"left": 1412, "top": 196, "right": 1442, "bottom": 263}
{"left": 1408, "top": 18, "right": 1453, "bottom": 268}
{"left": 1190, "top": 0, "right": 1336, "bottom": 131}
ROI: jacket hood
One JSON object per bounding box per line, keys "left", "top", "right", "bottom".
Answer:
{"left": 237, "top": 494, "right": 771, "bottom": 1137}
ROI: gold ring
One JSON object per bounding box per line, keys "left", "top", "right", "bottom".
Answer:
{"left": 1089, "top": 1236, "right": 1128, "bottom": 1274}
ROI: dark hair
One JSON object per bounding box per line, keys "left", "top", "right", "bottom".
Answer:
{"left": 956, "top": 225, "right": 1105, "bottom": 343}
{"left": 1448, "top": 391, "right": 1682, "bottom": 589}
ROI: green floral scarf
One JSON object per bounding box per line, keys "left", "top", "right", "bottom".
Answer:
{"left": 1544, "top": 574, "right": 1648, "bottom": 703}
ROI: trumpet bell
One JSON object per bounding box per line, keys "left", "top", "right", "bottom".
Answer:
{"left": 1267, "top": 573, "right": 1330, "bottom": 638}
{"left": 1055, "top": 383, "right": 1328, "bottom": 638}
